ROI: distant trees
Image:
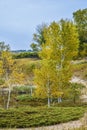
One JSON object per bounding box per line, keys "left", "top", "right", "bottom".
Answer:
{"left": 12, "top": 52, "right": 39, "bottom": 59}
{"left": 34, "top": 20, "right": 79, "bottom": 107}
{"left": 73, "top": 8, "right": 87, "bottom": 57}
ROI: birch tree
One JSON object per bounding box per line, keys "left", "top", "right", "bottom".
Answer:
{"left": 0, "top": 49, "right": 25, "bottom": 109}
{"left": 34, "top": 20, "right": 79, "bottom": 106}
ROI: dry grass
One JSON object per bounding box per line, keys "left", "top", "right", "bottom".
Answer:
{"left": 15, "top": 58, "right": 40, "bottom": 65}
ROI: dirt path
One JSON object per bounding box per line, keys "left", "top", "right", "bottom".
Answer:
{"left": 71, "top": 76, "right": 87, "bottom": 87}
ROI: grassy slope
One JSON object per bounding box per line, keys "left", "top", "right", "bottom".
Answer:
{"left": 15, "top": 58, "right": 87, "bottom": 80}
{"left": 15, "top": 58, "right": 40, "bottom": 65}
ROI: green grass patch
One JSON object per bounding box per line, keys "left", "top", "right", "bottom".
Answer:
{"left": 0, "top": 106, "right": 85, "bottom": 128}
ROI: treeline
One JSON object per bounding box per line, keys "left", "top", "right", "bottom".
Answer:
{"left": 12, "top": 51, "right": 39, "bottom": 59}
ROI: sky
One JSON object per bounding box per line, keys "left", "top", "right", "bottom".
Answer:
{"left": 0, "top": 0, "right": 87, "bottom": 50}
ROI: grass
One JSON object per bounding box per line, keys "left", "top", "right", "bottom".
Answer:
{"left": 0, "top": 106, "right": 85, "bottom": 128}
{"left": 15, "top": 58, "right": 87, "bottom": 81}
{"left": 15, "top": 58, "right": 87, "bottom": 80}
{"left": 15, "top": 58, "right": 40, "bottom": 66}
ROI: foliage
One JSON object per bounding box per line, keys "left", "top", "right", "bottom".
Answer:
{"left": 12, "top": 51, "right": 39, "bottom": 59}
{"left": 0, "top": 51, "right": 14, "bottom": 84}
{"left": 0, "top": 107, "right": 85, "bottom": 128}
{"left": 30, "top": 23, "right": 47, "bottom": 51}
{"left": 33, "top": 23, "right": 47, "bottom": 45}
{"left": 30, "top": 43, "right": 39, "bottom": 52}
{"left": 68, "top": 83, "right": 85, "bottom": 103}
{"left": 73, "top": 8, "right": 87, "bottom": 57}
{"left": 0, "top": 45, "right": 27, "bottom": 109}
{"left": 0, "top": 42, "right": 10, "bottom": 52}
{"left": 14, "top": 85, "right": 35, "bottom": 96}
{"left": 34, "top": 20, "right": 79, "bottom": 106}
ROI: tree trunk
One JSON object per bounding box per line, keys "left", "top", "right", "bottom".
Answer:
{"left": 47, "top": 86, "right": 51, "bottom": 107}
{"left": 48, "top": 96, "right": 50, "bottom": 107}
{"left": 58, "top": 97, "right": 62, "bottom": 103}
{"left": 6, "top": 88, "right": 11, "bottom": 110}
{"left": 30, "top": 86, "right": 32, "bottom": 97}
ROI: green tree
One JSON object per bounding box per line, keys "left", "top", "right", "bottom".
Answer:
{"left": 0, "top": 42, "right": 10, "bottom": 52}
{"left": 34, "top": 20, "right": 79, "bottom": 106}
{"left": 70, "top": 83, "right": 85, "bottom": 103}
{"left": 30, "top": 43, "right": 38, "bottom": 52}
{"left": 30, "top": 23, "right": 47, "bottom": 51}
{"left": 73, "top": 8, "right": 87, "bottom": 57}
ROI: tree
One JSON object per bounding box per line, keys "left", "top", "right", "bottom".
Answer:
{"left": 34, "top": 20, "right": 79, "bottom": 106}
{"left": 0, "top": 45, "right": 25, "bottom": 109}
{"left": 0, "top": 51, "right": 14, "bottom": 109}
{"left": 0, "top": 42, "right": 10, "bottom": 52}
{"left": 30, "top": 23, "right": 47, "bottom": 51}
{"left": 22, "top": 63, "right": 35, "bottom": 96}
{"left": 73, "top": 8, "right": 87, "bottom": 57}
{"left": 35, "top": 60, "right": 57, "bottom": 107}
{"left": 69, "top": 83, "right": 85, "bottom": 103}
{"left": 30, "top": 43, "right": 38, "bottom": 52}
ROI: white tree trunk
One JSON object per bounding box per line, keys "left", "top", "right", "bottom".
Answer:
{"left": 47, "top": 86, "right": 50, "bottom": 107}
{"left": 30, "top": 86, "right": 32, "bottom": 96}
{"left": 48, "top": 96, "right": 50, "bottom": 107}
{"left": 6, "top": 88, "right": 11, "bottom": 110}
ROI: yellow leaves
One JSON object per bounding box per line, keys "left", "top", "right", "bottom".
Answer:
{"left": 0, "top": 51, "right": 26, "bottom": 88}
{"left": 10, "top": 71, "right": 25, "bottom": 85}
{"left": 1, "top": 51, "right": 13, "bottom": 64}
{"left": 1, "top": 51, "right": 14, "bottom": 75}
{"left": 34, "top": 20, "right": 79, "bottom": 99}
{"left": 0, "top": 60, "right": 3, "bottom": 76}
{"left": 35, "top": 86, "right": 47, "bottom": 98}
{"left": 52, "top": 91, "right": 63, "bottom": 97}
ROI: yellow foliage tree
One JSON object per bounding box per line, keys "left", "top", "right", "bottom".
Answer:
{"left": 34, "top": 20, "right": 79, "bottom": 106}
{"left": 0, "top": 51, "right": 25, "bottom": 109}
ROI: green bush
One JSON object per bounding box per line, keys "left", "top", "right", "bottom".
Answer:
{"left": 12, "top": 52, "right": 39, "bottom": 59}
{"left": 0, "top": 107, "right": 85, "bottom": 128}
{"left": 16, "top": 96, "right": 47, "bottom": 106}
{"left": 14, "top": 86, "right": 35, "bottom": 94}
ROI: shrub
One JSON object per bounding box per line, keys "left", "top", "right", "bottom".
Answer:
{"left": 12, "top": 52, "right": 39, "bottom": 59}
{"left": 0, "top": 107, "right": 85, "bottom": 128}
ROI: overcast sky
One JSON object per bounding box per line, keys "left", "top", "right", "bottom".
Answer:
{"left": 0, "top": 0, "right": 87, "bottom": 50}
